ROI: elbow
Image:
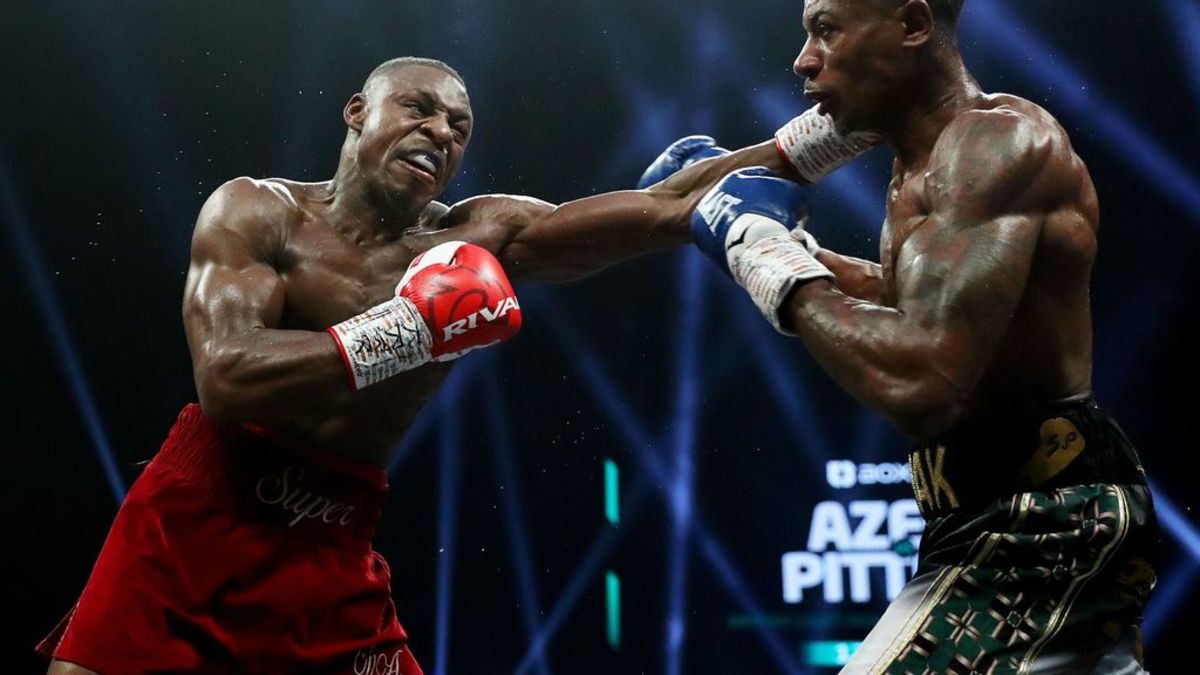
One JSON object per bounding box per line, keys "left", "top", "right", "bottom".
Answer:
{"left": 869, "top": 369, "right": 971, "bottom": 440}
{"left": 642, "top": 184, "right": 697, "bottom": 234}
{"left": 194, "top": 349, "right": 251, "bottom": 426}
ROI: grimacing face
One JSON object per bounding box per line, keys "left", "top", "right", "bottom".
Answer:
{"left": 350, "top": 65, "right": 473, "bottom": 207}
{"left": 794, "top": 0, "right": 909, "bottom": 134}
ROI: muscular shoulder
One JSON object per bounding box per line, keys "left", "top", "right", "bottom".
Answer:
{"left": 192, "top": 177, "right": 302, "bottom": 262}
{"left": 929, "top": 95, "right": 1083, "bottom": 216}
{"left": 436, "top": 193, "right": 555, "bottom": 250}
{"left": 444, "top": 194, "right": 554, "bottom": 223}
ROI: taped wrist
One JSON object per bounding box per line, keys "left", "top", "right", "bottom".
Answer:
{"left": 774, "top": 107, "right": 878, "bottom": 183}
{"left": 327, "top": 297, "right": 433, "bottom": 391}
{"left": 732, "top": 231, "right": 833, "bottom": 334}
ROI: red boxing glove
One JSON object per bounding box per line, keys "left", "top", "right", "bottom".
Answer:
{"left": 328, "top": 241, "right": 521, "bottom": 390}
{"left": 399, "top": 241, "right": 523, "bottom": 361}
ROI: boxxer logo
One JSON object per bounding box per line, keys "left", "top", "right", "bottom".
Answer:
{"left": 443, "top": 296, "right": 520, "bottom": 341}
{"left": 826, "top": 460, "right": 911, "bottom": 489}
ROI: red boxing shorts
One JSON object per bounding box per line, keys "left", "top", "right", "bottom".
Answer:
{"left": 38, "top": 403, "right": 423, "bottom": 675}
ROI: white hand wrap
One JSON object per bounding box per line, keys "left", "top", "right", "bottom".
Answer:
{"left": 731, "top": 230, "right": 833, "bottom": 334}
{"left": 774, "top": 107, "right": 879, "bottom": 183}
{"left": 328, "top": 296, "right": 433, "bottom": 391}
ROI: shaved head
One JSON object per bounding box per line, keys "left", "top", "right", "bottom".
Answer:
{"left": 869, "top": 0, "right": 965, "bottom": 29}
{"left": 362, "top": 57, "right": 466, "bottom": 97}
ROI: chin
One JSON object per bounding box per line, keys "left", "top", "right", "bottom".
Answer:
{"left": 369, "top": 176, "right": 427, "bottom": 214}
{"left": 832, "top": 116, "right": 856, "bottom": 136}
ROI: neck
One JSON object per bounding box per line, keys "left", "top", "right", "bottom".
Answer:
{"left": 325, "top": 136, "right": 425, "bottom": 244}
{"left": 880, "top": 47, "right": 982, "bottom": 172}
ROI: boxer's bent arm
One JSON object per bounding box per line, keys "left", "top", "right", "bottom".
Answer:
{"left": 424, "top": 141, "right": 785, "bottom": 282}
{"left": 815, "top": 249, "right": 884, "bottom": 303}
{"left": 183, "top": 178, "right": 350, "bottom": 425}
{"left": 782, "top": 111, "right": 1070, "bottom": 437}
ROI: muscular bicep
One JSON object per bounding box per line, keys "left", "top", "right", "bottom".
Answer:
{"left": 893, "top": 110, "right": 1066, "bottom": 392}
{"left": 183, "top": 181, "right": 288, "bottom": 360}
{"left": 894, "top": 211, "right": 1041, "bottom": 391}
{"left": 406, "top": 194, "right": 558, "bottom": 273}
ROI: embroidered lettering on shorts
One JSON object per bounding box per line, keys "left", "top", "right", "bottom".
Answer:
{"left": 255, "top": 464, "right": 357, "bottom": 528}
{"left": 909, "top": 445, "right": 960, "bottom": 517}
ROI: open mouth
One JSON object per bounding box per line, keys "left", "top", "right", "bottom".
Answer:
{"left": 396, "top": 149, "right": 443, "bottom": 183}
{"left": 804, "top": 89, "right": 834, "bottom": 116}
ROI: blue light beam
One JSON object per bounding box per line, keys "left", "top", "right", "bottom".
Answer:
{"left": 483, "top": 369, "right": 553, "bottom": 675}
{"left": 664, "top": 251, "right": 705, "bottom": 675}
{"left": 433, "top": 393, "right": 465, "bottom": 675}
{"left": 969, "top": 0, "right": 1200, "bottom": 219}
{"left": 0, "top": 160, "right": 126, "bottom": 505}
{"left": 512, "top": 476, "right": 655, "bottom": 675}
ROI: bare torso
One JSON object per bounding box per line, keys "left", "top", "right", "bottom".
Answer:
{"left": 247, "top": 180, "right": 461, "bottom": 462}
{"left": 184, "top": 177, "right": 539, "bottom": 465}
{"left": 879, "top": 94, "right": 1098, "bottom": 423}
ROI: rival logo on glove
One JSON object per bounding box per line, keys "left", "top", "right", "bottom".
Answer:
{"left": 443, "top": 295, "right": 521, "bottom": 341}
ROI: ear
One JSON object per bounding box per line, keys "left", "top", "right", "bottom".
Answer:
{"left": 897, "top": 0, "right": 935, "bottom": 48}
{"left": 344, "top": 93, "right": 367, "bottom": 132}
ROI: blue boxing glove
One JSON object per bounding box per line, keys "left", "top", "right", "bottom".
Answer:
{"left": 636, "top": 136, "right": 730, "bottom": 189}
{"left": 691, "top": 167, "right": 832, "bottom": 333}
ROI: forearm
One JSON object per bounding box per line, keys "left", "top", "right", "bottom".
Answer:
{"left": 195, "top": 328, "right": 353, "bottom": 425}
{"left": 784, "top": 281, "right": 963, "bottom": 436}
{"left": 654, "top": 140, "right": 793, "bottom": 197}
{"left": 505, "top": 141, "right": 784, "bottom": 283}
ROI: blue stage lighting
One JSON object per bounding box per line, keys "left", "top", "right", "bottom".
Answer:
{"left": 1160, "top": 0, "right": 1200, "bottom": 105}
{"left": 387, "top": 361, "right": 478, "bottom": 478}
{"left": 664, "top": 252, "right": 705, "bottom": 675}
{"left": 528, "top": 284, "right": 805, "bottom": 673}
{"left": 433, "top": 399, "right": 465, "bottom": 675}
{"left": 523, "top": 288, "right": 661, "bottom": 453}
{"left": 0, "top": 161, "right": 126, "bottom": 505}
{"left": 1141, "top": 555, "right": 1199, "bottom": 643}
{"left": 1147, "top": 481, "right": 1200, "bottom": 563}
{"left": 969, "top": 0, "right": 1200, "bottom": 218}
{"left": 483, "top": 372, "right": 553, "bottom": 675}
{"left": 513, "top": 476, "right": 655, "bottom": 675}
{"left": 721, "top": 282, "right": 837, "bottom": 461}
{"left": 696, "top": 528, "right": 807, "bottom": 675}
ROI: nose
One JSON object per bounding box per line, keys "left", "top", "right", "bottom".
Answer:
{"left": 793, "top": 36, "right": 821, "bottom": 79}
{"left": 421, "top": 113, "right": 454, "bottom": 148}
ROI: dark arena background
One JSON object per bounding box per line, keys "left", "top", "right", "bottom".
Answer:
{"left": 4, "top": 1, "right": 1199, "bottom": 673}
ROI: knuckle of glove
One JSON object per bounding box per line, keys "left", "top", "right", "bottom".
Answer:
{"left": 639, "top": 136, "right": 723, "bottom": 189}
{"left": 404, "top": 243, "right": 522, "bottom": 359}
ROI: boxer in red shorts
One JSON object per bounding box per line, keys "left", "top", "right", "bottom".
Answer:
{"left": 41, "top": 57, "right": 873, "bottom": 673}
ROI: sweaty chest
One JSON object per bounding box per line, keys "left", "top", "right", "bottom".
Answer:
{"left": 276, "top": 221, "right": 417, "bottom": 329}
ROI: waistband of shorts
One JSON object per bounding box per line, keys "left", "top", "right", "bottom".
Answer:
{"left": 148, "top": 404, "right": 388, "bottom": 545}
{"left": 153, "top": 404, "right": 388, "bottom": 490}
{"left": 907, "top": 398, "right": 1148, "bottom": 520}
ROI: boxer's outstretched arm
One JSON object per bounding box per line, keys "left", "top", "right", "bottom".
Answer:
{"left": 781, "top": 111, "right": 1078, "bottom": 437}
{"left": 414, "top": 141, "right": 784, "bottom": 282}
{"left": 183, "top": 178, "right": 350, "bottom": 424}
